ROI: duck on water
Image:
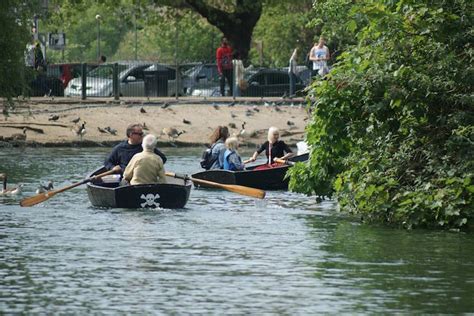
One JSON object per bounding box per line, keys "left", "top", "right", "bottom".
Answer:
{"left": 0, "top": 173, "right": 23, "bottom": 195}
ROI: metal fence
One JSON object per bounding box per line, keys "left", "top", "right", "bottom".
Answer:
{"left": 27, "top": 60, "right": 314, "bottom": 100}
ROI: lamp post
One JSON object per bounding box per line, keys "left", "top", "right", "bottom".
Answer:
{"left": 95, "top": 14, "right": 101, "bottom": 61}
{"left": 134, "top": 10, "right": 137, "bottom": 60}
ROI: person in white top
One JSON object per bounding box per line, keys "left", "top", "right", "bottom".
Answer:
{"left": 309, "top": 36, "right": 330, "bottom": 78}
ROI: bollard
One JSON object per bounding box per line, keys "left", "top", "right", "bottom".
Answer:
{"left": 113, "top": 63, "right": 119, "bottom": 100}
{"left": 81, "top": 63, "right": 87, "bottom": 100}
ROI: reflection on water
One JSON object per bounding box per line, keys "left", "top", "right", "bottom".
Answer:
{"left": 1, "top": 148, "right": 473, "bottom": 314}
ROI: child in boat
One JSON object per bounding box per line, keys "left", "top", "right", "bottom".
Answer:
{"left": 123, "top": 134, "right": 166, "bottom": 185}
{"left": 223, "top": 137, "right": 245, "bottom": 171}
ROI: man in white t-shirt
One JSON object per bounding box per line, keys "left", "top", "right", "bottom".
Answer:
{"left": 309, "top": 36, "right": 330, "bottom": 78}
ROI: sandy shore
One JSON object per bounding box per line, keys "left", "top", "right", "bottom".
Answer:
{"left": 0, "top": 97, "right": 309, "bottom": 149}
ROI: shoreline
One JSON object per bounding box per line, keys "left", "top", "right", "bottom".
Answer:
{"left": 1, "top": 97, "right": 309, "bottom": 149}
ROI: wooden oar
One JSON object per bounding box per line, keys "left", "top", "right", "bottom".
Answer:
{"left": 20, "top": 166, "right": 122, "bottom": 207}
{"left": 166, "top": 172, "right": 265, "bottom": 199}
{"left": 274, "top": 158, "right": 296, "bottom": 166}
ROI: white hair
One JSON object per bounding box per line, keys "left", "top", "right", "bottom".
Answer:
{"left": 268, "top": 126, "right": 280, "bottom": 142}
{"left": 142, "top": 134, "right": 157, "bottom": 151}
{"left": 225, "top": 136, "right": 239, "bottom": 151}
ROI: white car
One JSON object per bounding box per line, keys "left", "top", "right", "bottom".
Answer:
{"left": 64, "top": 61, "right": 183, "bottom": 97}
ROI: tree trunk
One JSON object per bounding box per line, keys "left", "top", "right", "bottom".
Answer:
{"left": 183, "top": 0, "right": 262, "bottom": 63}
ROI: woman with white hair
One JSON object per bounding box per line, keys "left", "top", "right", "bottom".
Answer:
{"left": 223, "top": 137, "right": 245, "bottom": 171}
{"left": 123, "top": 134, "right": 166, "bottom": 185}
{"left": 246, "top": 126, "right": 294, "bottom": 166}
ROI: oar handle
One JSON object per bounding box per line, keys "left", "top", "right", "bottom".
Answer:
{"left": 166, "top": 172, "right": 188, "bottom": 180}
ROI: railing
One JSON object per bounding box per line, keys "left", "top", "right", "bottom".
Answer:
{"left": 26, "top": 61, "right": 316, "bottom": 100}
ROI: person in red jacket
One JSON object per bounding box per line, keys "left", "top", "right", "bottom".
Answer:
{"left": 216, "top": 37, "right": 233, "bottom": 96}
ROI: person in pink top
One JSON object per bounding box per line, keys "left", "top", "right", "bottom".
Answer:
{"left": 216, "top": 37, "right": 233, "bottom": 96}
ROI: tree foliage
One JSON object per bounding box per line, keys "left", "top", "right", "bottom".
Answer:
{"left": 289, "top": 0, "right": 474, "bottom": 230}
{"left": 250, "top": 0, "right": 314, "bottom": 67}
{"left": 0, "top": 0, "right": 35, "bottom": 100}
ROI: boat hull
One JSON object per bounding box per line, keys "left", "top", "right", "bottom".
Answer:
{"left": 86, "top": 168, "right": 192, "bottom": 209}
{"left": 191, "top": 153, "right": 309, "bottom": 190}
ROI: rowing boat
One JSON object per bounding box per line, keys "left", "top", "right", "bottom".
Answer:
{"left": 86, "top": 167, "right": 192, "bottom": 209}
{"left": 191, "top": 153, "right": 308, "bottom": 190}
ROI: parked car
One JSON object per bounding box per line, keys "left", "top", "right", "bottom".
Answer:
{"left": 240, "top": 69, "right": 306, "bottom": 97}
{"left": 28, "top": 64, "right": 65, "bottom": 97}
{"left": 183, "top": 63, "right": 220, "bottom": 95}
{"left": 64, "top": 61, "right": 183, "bottom": 97}
{"left": 47, "top": 63, "right": 97, "bottom": 88}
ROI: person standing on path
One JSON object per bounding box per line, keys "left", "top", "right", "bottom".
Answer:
{"left": 216, "top": 37, "right": 233, "bottom": 96}
{"left": 309, "top": 36, "right": 330, "bottom": 78}
{"left": 288, "top": 48, "right": 298, "bottom": 97}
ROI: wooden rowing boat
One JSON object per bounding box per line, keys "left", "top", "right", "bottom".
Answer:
{"left": 191, "top": 153, "right": 308, "bottom": 190}
{"left": 86, "top": 167, "right": 192, "bottom": 209}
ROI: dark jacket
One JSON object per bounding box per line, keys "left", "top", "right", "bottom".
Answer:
{"left": 104, "top": 141, "right": 167, "bottom": 171}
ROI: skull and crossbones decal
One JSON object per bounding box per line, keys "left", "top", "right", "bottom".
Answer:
{"left": 140, "top": 193, "right": 161, "bottom": 208}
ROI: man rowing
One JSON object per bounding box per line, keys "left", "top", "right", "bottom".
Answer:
{"left": 104, "top": 123, "right": 167, "bottom": 171}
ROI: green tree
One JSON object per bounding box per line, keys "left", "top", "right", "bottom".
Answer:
{"left": 250, "top": 0, "right": 314, "bottom": 67}
{"left": 289, "top": 0, "right": 474, "bottom": 229}
{"left": 0, "top": 0, "right": 35, "bottom": 101}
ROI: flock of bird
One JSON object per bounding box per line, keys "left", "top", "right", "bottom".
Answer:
{"left": 3, "top": 101, "right": 302, "bottom": 146}
{"left": 0, "top": 173, "right": 54, "bottom": 197}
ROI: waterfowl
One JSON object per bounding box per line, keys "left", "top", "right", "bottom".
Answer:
{"left": 0, "top": 173, "right": 24, "bottom": 196}
{"left": 11, "top": 128, "right": 27, "bottom": 141}
{"left": 71, "top": 116, "right": 81, "bottom": 124}
{"left": 161, "top": 127, "right": 185, "bottom": 142}
{"left": 73, "top": 121, "right": 86, "bottom": 140}
{"left": 35, "top": 181, "right": 54, "bottom": 194}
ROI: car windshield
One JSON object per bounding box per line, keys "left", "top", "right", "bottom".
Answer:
{"left": 87, "top": 64, "right": 128, "bottom": 79}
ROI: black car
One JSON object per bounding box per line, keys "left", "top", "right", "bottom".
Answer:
{"left": 240, "top": 69, "right": 305, "bottom": 97}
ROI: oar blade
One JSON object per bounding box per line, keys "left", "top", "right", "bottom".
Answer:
{"left": 222, "top": 184, "right": 266, "bottom": 199}
{"left": 20, "top": 191, "right": 56, "bottom": 207}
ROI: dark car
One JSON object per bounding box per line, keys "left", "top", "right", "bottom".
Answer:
{"left": 29, "top": 70, "right": 64, "bottom": 97}
{"left": 240, "top": 69, "right": 305, "bottom": 97}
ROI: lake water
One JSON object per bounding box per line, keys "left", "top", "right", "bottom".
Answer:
{"left": 1, "top": 147, "right": 473, "bottom": 314}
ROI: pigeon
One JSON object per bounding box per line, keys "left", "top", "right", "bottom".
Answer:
{"left": 48, "top": 115, "right": 59, "bottom": 121}
{"left": 228, "top": 123, "right": 237, "bottom": 129}
{"left": 213, "top": 103, "right": 220, "bottom": 110}
{"left": 140, "top": 107, "right": 147, "bottom": 113}
{"left": 161, "top": 102, "right": 170, "bottom": 109}
{"left": 183, "top": 119, "right": 191, "bottom": 125}
{"left": 97, "top": 127, "right": 107, "bottom": 133}
{"left": 104, "top": 126, "right": 117, "bottom": 135}
{"left": 228, "top": 101, "right": 235, "bottom": 107}
{"left": 71, "top": 117, "right": 80, "bottom": 124}
{"left": 287, "top": 120, "right": 295, "bottom": 126}
{"left": 231, "top": 112, "right": 237, "bottom": 119}
{"left": 253, "top": 106, "right": 260, "bottom": 112}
